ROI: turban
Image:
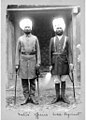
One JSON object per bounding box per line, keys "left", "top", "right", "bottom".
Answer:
{"left": 52, "top": 17, "right": 66, "bottom": 32}
{"left": 19, "top": 18, "right": 32, "bottom": 30}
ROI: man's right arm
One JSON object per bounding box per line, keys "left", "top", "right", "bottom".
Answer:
{"left": 49, "top": 38, "right": 53, "bottom": 71}
{"left": 15, "top": 38, "right": 21, "bottom": 71}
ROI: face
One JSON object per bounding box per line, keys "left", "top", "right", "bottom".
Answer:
{"left": 55, "top": 27, "right": 63, "bottom": 36}
{"left": 24, "top": 26, "right": 31, "bottom": 34}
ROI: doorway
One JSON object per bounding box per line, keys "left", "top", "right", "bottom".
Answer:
{"left": 6, "top": 5, "right": 80, "bottom": 83}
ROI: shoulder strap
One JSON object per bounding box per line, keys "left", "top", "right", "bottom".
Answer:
{"left": 63, "top": 36, "right": 67, "bottom": 50}
{"left": 53, "top": 37, "right": 56, "bottom": 52}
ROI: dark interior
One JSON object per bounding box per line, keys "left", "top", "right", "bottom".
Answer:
{"left": 7, "top": 8, "right": 72, "bottom": 69}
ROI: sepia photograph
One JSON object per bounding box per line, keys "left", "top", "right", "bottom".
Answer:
{"left": 1, "top": 0, "right": 85, "bottom": 120}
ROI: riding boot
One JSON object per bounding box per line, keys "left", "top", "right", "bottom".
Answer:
{"left": 61, "top": 81, "right": 70, "bottom": 104}
{"left": 51, "top": 83, "right": 60, "bottom": 104}
{"left": 21, "top": 79, "right": 30, "bottom": 105}
{"left": 29, "top": 79, "right": 39, "bottom": 105}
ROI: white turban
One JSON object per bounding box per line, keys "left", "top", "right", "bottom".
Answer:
{"left": 19, "top": 18, "right": 32, "bottom": 30}
{"left": 52, "top": 17, "right": 66, "bottom": 32}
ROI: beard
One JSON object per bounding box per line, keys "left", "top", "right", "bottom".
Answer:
{"left": 56, "top": 30, "right": 63, "bottom": 36}
{"left": 24, "top": 30, "right": 31, "bottom": 35}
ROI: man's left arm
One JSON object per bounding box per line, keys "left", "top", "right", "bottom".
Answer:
{"left": 36, "top": 37, "right": 41, "bottom": 67}
{"left": 67, "top": 38, "right": 74, "bottom": 71}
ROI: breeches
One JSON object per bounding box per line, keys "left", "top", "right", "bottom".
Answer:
{"left": 52, "top": 75, "right": 68, "bottom": 84}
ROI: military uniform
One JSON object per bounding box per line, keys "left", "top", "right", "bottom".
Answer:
{"left": 49, "top": 35, "right": 73, "bottom": 76}
{"left": 49, "top": 17, "right": 73, "bottom": 104}
{"left": 16, "top": 33, "right": 41, "bottom": 104}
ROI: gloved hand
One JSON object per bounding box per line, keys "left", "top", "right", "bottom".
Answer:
{"left": 49, "top": 65, "right": 53, "bottom": 72}
{"left": 15, "top": 65, "right": 19, "bottom": 72}
{"left": 69, "top": 63, "right": 74, "bottom": 72}
{"left": 36, "top": 64, "right": 40, "bottom": 75}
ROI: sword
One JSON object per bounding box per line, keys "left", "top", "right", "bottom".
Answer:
{"left": 36, "top": 67, "right": 40, "bottom": 97}
{"left": 14, "top": 70, "right": 17, "bottom": 105}
{"left": 37, "top": 74, "right": 39, "bottom": 97}
{"left": 69, "top": 70, "right": 76, "bottom": 101}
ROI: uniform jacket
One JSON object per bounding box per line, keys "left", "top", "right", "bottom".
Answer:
{"left": 16, "top": 33, "right": 41, "bottom": 79}
{"left": 49, "top": 35, "right": 73, "bottom": 75}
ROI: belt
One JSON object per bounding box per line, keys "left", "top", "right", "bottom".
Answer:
{"left": 21, "top": 51, "right": 36, "bottom": 55}
{"left": 53, "top": 52, "right": 66, "bottom": 56}
{"left": 20, "top": 54, "right": 36, "bottom": 60}
{"left": 52, "top": 52, "right": 68, "bottom": 62}
{"left": 53, "top": 52, "right": 62, "bottom": 55}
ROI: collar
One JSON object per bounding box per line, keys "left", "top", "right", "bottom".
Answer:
{"left": 56, "top": 35, "right": 63, "bottom": 41}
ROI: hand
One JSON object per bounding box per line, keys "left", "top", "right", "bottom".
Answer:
{"left": 69, "top": 63, "right": 74, "bottom": 72}
{"left": 36, "top": 64, "right": 40, "bottom": 75}
{"left": 36, "top": 64, "right": 40, "bottom": 69}
{"left": 15, "top": 65, "right": 19, "bottom": 72}
{"left": 49, "top": 65, "right": 53, "bottom": 72}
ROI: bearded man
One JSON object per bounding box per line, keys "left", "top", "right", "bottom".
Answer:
{"left": 16, "top": 18, "right": 41, "bottom": 105}
{"left": 49, "top": 17, "right": 73, "bottom": 104}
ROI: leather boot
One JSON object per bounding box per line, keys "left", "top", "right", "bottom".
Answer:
{"left": 29, "top": 79, "right": 39, "bottom": 105}
{"left": 51, "top": 83, "right": 60, "bottom": 104}
{"left": 21, "top": 79, "right": 30, "bottom": 105}
{"left": 21, "top": 97, "right": 30, "bottom": 105}
{"left": 61, "top": 81, "right": 70, "bottom": 104}
{"left": 30, "top": 95, "right": 39, "bottom": 105}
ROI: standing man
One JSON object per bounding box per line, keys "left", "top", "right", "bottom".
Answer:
{"left": 49, "top": 17, "right": 74, "bottom": 104}
{"left": 16, "top": 18, "right": 41, "bottom": 105}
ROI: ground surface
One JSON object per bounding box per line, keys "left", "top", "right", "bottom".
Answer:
{"left": 6, "top": 71, "right": 81, "bottom": 114}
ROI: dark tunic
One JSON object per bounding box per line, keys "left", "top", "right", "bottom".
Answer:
{"left": 49, "top": 35, "right": 73, "bottom": 75}
{"left": 16, "top": 33, "right": 41, "bottom": 79}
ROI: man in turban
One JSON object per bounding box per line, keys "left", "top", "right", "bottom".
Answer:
{"left": 49, "top": 17, "right": 73, "bottom": 104}
{"left": 15, "top": 18, "right": 41, "bottom": 105}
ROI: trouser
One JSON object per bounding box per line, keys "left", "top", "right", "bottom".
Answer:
{"left": 21, "top": 78, "right": 36, "bottom": 99}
